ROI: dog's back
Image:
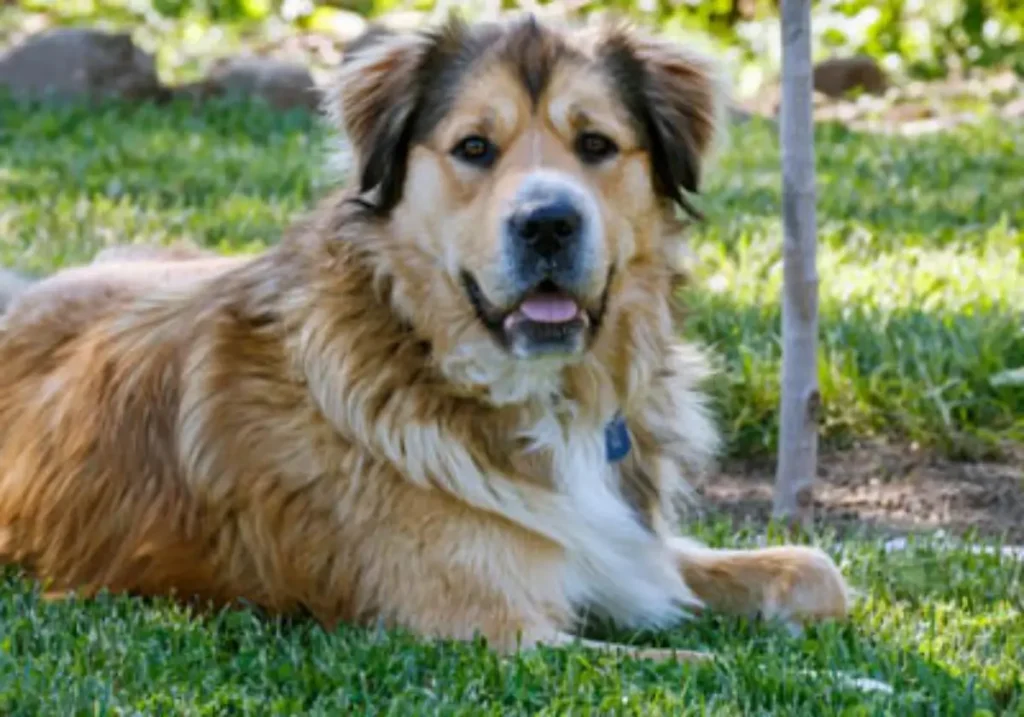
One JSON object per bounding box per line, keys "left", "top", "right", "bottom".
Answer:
{"left": 0, "top": 243, "right": 240, "bottom": 327}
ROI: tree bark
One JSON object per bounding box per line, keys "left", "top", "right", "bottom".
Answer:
{"left": 773, "top": 0, "right": 820, "bottom": 525}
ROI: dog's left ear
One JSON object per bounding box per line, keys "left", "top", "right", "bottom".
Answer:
{"left": 597, "top": 27, "right": 724, "bottom": 220}
{"left": 328, "top": 21, "right": 464, "bottom": 215}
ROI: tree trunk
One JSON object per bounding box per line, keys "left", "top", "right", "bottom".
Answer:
{"left": 773, "top": 0, "right": 820, "bottom": 525}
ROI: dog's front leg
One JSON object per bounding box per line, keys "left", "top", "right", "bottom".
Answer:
{"left": 669, "top": 538, "right": 850, "bottom": 625}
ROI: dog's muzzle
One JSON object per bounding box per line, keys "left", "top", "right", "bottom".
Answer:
{"left": 503, "top": 171, "right": 598, "bottom": 298}
{"left": 462, "top": 171, "right": 608, "bottom": 360}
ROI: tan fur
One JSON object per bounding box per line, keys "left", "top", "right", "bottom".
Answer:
{"left": 0, "top": 16, "right": 848, "bottom": 662}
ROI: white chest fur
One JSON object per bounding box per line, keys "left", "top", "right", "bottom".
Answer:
{"left": 520, "top": 410, "right": 699, "bottom": 628}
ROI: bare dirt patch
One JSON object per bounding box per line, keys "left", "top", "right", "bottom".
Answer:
{"left": 695, "top": 440, "right": 1024, "bottom": 542}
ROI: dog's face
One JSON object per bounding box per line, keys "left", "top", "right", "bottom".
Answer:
{"left": 332, "top": 16, "right": 720, "bottom": 393}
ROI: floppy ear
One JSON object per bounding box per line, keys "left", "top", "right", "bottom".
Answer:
{"left": 596, "top": 26, "right": 725, "bottom": 220}
{"left": 328, "top": 24, "right": 454, "bottom": 215}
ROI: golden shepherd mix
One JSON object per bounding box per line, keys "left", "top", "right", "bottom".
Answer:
{"left": 0, "top": 15, "right": 849, "bottom": 661}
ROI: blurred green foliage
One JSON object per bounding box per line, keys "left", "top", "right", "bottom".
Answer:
{"left": 11, "top": 0, "right": 1024, "bottom": 78}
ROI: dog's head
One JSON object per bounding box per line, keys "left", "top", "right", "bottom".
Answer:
{"left": 329, "top": 15, "right": 723, "bottom": 402}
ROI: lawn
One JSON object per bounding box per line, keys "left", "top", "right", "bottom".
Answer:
{"left": 1, "top": 95, "right": 1022, "bottom": 714}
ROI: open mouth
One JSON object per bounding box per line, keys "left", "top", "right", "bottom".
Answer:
{"left": 461, "top": 272, "right": 609, "bottom": 357}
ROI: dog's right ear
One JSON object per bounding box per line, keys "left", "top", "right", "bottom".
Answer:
{"left": 329, "top": 22, "right": 463, "bottom": 216}
{"left": 329, "top": 26, "right": 433, "bottom": 215}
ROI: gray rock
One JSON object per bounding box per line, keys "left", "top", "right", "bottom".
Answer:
{"left": 0, "top": 28, "right": 164, "bottom": 102}
{"left": 183, "top": 56, "right": 321, "bottom": 113}
{"left": 813, "top": 55, "right": 889, "bottom": 99}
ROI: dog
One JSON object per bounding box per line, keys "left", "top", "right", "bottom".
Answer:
{"left": 0, "top": 15, "right": 849, "bottom": 662}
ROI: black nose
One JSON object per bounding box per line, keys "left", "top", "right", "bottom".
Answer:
{"left": 507, "top": 198, "right": 583, "bottom": 259}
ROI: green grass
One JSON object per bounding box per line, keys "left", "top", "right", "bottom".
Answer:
{"left": 1, "top": 526, "right": 1021, "bottom": 714}
{"left": 1, "top": 95, "right": 1023, "bottom": 714}
{"left": 689, "top": 120, "right": 1024, "bottom": 459}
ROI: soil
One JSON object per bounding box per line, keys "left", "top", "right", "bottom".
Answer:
{"left": 694, "top": 440, "right": 1024, "bottom": 543}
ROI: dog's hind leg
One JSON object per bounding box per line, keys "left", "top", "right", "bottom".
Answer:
{"left": 669, "top": 538, "right": 850, "bottom": 626}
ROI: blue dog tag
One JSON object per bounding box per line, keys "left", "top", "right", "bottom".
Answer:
{"left": 604, "top": 413, "right": 632, "bottom": 463}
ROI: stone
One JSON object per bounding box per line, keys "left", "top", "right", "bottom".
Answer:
{"left": 812, "top": 55, "right": 889, "bottom": 99}
{"left": 0, "top": 28, "right": 164, "bottom": 102}
{"left": 182, "top": 56, "right": 321, "bottom": 113}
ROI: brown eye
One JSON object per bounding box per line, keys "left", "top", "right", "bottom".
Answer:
{"left": 451, "top": 135, "right": 498, "bottom": 168}
{"left": 576, "top": 132, "right": 618, "bottom": 164}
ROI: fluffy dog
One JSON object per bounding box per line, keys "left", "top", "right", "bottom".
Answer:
{"left": 0, "top": 15, "right": 849, "bottom": 661}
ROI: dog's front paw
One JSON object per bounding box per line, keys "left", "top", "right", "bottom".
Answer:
{"left": 759, "top": 546, "right": 850, "bottom": 625}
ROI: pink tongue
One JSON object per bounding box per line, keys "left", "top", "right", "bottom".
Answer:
{"left": 517, "top": 296, "right": 580, "bottom": 323}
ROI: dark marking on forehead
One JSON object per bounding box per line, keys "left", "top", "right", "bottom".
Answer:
{"left": 342, "top": 16, "right": 588, "bottom": 219}
{"left": 410, "top": 20, "right": 504, "bottom": 142}
{"left": 411, "top": 15, "right": 580, "bottom": 142}
{"left": 496, "top": 15, "right": 577, "bottom": 105}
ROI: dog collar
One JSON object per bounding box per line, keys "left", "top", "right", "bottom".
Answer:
{"left": 604, "top": 412, "right": 631, "bottom": 463}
